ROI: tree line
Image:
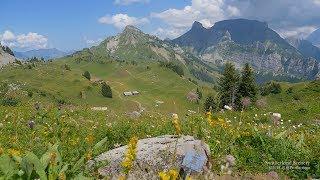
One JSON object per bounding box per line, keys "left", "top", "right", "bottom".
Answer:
{"left": 204, "top": 62, "right": 282, "bottom": 112}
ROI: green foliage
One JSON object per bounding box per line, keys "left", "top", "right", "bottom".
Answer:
{"left": 64, "top": 64, "right": 71, "bottom": 71}
{"left": 1, "top": 97, "right": 19, "bottom": 106}
{"left": 159, "top": 61, "right": 184, "bottom": 76}
{"left": 218, "top": 62, "right": 240, "bottom": 108}
{"left": 190, "top": 69, "right": 214, "bottom": 83}
{"left": 204, "top": 95, "right": 217, "bottom": 112}
{"left": 101, "top": 82, "right": 112, "bottom": 98}
{"left": 260, "top": 81, "right": 282, "bottom": 96}
{"left": 196, "top": 88, "right": 202, "bottom": 100}
{"left": 83, "top": 71, "right": 91, "bottom": 81}
{"left": 238, "top": 63, "right": 257, "bottom": 101}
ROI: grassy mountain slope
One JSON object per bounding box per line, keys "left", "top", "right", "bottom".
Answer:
{"left": 0, "top": 58, "right": 206, "bottom": 116}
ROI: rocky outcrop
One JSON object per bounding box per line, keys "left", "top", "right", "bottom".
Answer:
{"left": 90, "top": 135, "right": 211, "bottom": 179}
{"left": 0, "top": 44, "right": 15, "bottom": 67}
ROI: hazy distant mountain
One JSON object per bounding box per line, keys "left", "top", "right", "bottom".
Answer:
{"left": 171, "top": 19, "right": 319, "bottom": 79}
{"left": 14, "top": 48, "right": 68, "bottom": 60}
{"left": 307, "top": 28, "right": 320, "bottom": 47}
{"left": 0, "top": 44, "right": 16, "bottom": 67}
{"left": 286, "top": 37, "right": 320, "bottom": 61}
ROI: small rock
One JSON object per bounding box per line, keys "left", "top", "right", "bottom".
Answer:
{"left": 267, "top": 171, "right": 279, "bottom": 179}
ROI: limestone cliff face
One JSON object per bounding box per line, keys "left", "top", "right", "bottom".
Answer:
{"left": 0, "top": 44, "right": 15, "bottom": 67}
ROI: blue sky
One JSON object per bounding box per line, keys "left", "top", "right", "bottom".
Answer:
{"left": 1, "top": 0, "right": 320, "bottom": 52}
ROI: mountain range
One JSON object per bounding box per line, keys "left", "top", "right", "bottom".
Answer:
{"left": 14, "top": 48, "right": 69, "bottom": 60}
{"left": 1, "top": 19, "right": 320, "bottom": 81}
{"left": 171, "top": 19, "right": 320, "bottom": 79}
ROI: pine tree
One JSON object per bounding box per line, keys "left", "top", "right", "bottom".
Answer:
{"left": 218, "top": 62, "right": 240, "bottom": 109}
{"left": 204, "top": 95, "right": 217, "bottom": 112}
{"left": 239, "top": 63, "right": 257, "bottom": 101}
{"left": 101, "top": 82, "right": 112, "bottom": 98}
{"left": 83, "top": 71, "right": 91, "bottom": 80}
{"left": 196, "top": 88, "right": 202, "bottom": 100}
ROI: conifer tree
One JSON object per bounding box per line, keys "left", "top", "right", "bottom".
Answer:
{"left": 83, "top": 71, "right": 91, "bottom": 80}
{"left": 218, "top": 62, "right": 240, "bottom": 108}
{"left": 101, "top": 82, "right": 112, "bottom": 98}
{"left": 204, "top": 95, "right": 217, "bottom": 112}
{"left": 239, "top": 63, "right": 257, "bottom": 101}
{"left": 196, "top": 87, "right": 202, "bottom": 99}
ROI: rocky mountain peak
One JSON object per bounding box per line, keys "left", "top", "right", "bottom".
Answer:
{"left": 123, "top": 25, "right": 142, "bottom": 35}
{"left": 191, "top": 21, "right": 205, "bottom": 30}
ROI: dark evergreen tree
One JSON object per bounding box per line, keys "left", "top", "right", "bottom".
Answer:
{"left": 238, "top": 63, "right": 257, "bottom": 101}
{"left": 218, "top": 62, "right": 240, "bottom": 109}
{"left": 83, "top": 71, "right": 91, "bottom": 80}
{"left": 204, "top": 95, "right": 217, "bottom": 112}
{"left": 196, "top": 88, "right": 203, "bottom": 99}
{"left": 101, "top": 82, "right": 112, "bottom": 98}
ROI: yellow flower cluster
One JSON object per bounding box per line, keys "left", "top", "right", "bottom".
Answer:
{"left": 121, "top": 136, "right": 138, "bottom": 174}
{"left": 172, "top": 114, "right": 181, "bottom": 135}
{"left": 8, "top": 148, "right": 21, "bottom": 157}
{"left": 158, "top": 169, "right": 179, "bottom": 180}
{"left": 85, "top": 134, "right": 95, "bottom": 145}
{"left": 50, "top": 152, "right": 57, "bottom": 166}
{"left": 206, "top": 112, "right": 228, "bottom": 129}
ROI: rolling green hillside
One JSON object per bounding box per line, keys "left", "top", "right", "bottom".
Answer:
{"left": 0, "top": 58, "right": 209, "bottom": 116}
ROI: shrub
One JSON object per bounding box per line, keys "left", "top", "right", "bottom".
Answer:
{"left": 64, "top": 64, "right": 71, "bottom": 71}
{"left": 204, "top": 95, "right": 217, "bottom": 112}
{"left": 159, "top": 61, "right": 184, "bottom": 76}
{"left": 286, "top": 87, "right": 293, "bottom": 94}
{"left": 260, "top": 81, "right": 282, "bottom": 96}
{"left": 101, "top": 82, "right": 112, "bottom": 98}
{"left": 83, "top": 71, "right": 91, "bottom": 80}
{"left": 1, "top": 97, "right": 19, "bottom": 106}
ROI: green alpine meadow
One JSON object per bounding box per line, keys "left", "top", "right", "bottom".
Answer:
{"left": 0, "top": 1, "right": 320, "bottom": 179}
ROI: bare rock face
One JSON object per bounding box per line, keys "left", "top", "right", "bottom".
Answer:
{"left": 91, "top": 135, "right": 211, "bottom": 179}
{"left": 0, "top": 45, "right": 15, "bottom": 67}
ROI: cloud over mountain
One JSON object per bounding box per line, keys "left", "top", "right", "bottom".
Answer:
{"left": 98, "top": 13, "right": 149, "bottom": 29}
{"left": 0, "top": 30, "right": 48, "bottom": 50}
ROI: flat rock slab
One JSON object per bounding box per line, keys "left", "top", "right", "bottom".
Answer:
{"left": 91, "top": 135, "right": 210, "bottom": 178}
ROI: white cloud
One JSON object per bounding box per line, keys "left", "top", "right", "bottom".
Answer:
{"left": 84, "top": 36, "right": 103, "bottom": 46}
{"left": 151, "top": 0, "right": 240, "bottom": 39}
{"left": 98, "top": 13, "right": 149, "bottom": 29}
{"left": 313, "top": 0, "right": 320, "bottom": 5}
{"left": 1, "top": 30, "right": 15, "bottom": 41}
{"left": 114, "top": 0, "right": 149, "bottom": 5}
{"left": 0, "top": 30, "right": 48, "bottom": 50}
{"left": 153, "top": 28, "right": 187, "bottom": 39}
{"left": 152, "top": 0, "right": 239, "bottom": 29}
{"left": 277, "top": 26, "right": 317, "bottom": 38}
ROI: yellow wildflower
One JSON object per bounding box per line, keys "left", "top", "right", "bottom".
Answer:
{"left": 121, "top": 136, "right": 138, "bottom": 174}
{"left": 159, "top": 171, "right": 170, "bottom": 180}
{"left": 0, "top": 147, "right": 3, "bottom": 156}
{"left": 172, "top": 114, "right": 181, "bottom": 135}
{"left": 86, "top": 150, "right": 92, "bottom": 161}
{"left": 50, "top": 152, "right": 57, "bottom": 165}
{"left": 159, "top": 169, "right": 179, "bottom": 180}
{"left": 58, "top": 172, "right": 66, "bottom": 180}
{"left": 8, "top": 149, "right": 21, "bottom": 157}
{"left": 168, "top": 169, "right": 179, "bottom": 179}
{"left": 118, "top": 175, "right": 126, "bottom": 180}
{"left": 85, "top": 134, "right": 95, "bottom": 144}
